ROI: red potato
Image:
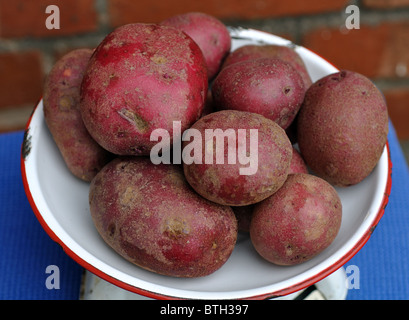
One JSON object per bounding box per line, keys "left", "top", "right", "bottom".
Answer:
{"left": 289, "top": 147, "right": 308, "bottom": 174}
{"left": 222, "top": 44, "right": 312, "bottom": 90}
{"left": 183, "top": 110, "right": 292, "bottom": 206}
{"left": 161, "top": 12, "right": 231, "bottom": 80}
{"left": 285, "top": 112, "right": 299, "bottom": 144}
{"left": 297, "top": 70, "right": 389, "bottom": 186}
{"left": 43, "top": 49, "right": 112, "bottom": 182}
{"left": 212, "top": 58, "right": 305, "bottom": 129}
{"left": 89, "top": 157, "right": 238, "bottom": 278}
{"left": 250, "top": 173, "right": 342, "bottom": 266}
{"left": 80, "top": 23, "right": 208, "bottom": 156}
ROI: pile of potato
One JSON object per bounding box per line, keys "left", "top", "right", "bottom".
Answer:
{"left": 43, "top": 12, "right": 389, "bottom": 278}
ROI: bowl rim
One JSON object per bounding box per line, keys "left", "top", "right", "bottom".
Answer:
{"left": 20, "top": 28, "right": 393, "bottom": 300}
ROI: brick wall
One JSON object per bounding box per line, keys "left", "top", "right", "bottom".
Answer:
{"left": 1, "top": 0, "right": 409, "bottom": 140}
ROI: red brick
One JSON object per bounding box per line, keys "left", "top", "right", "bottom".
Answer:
{"left": 384, "top": 87, "right": 409, "bottom": 139}
{"left": 363, "top": 0, "right": 409, "bottom": 8}
{"left": 108, "top": 0, "right": 350, "bottom": 26}
{"left": 0, "top": 105, "right": 34, "bottom": 133}
{"left": 0, "top": 51, "right": 44, "bottom": 108}
{"left": 302, "top": 22, "right": 409, "bottom": 79}
{"left": 0, "top": 0, "right": 97, "bottom": 38}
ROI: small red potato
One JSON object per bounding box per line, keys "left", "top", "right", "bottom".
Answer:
{"left": 89, "top": 157, "right": 238, "bottom": 278}
{"left": 250, "top": 173, "right": 342, "bottom": 266}
{"left": 80, "top": 23, "right": 208, "bottom": 156}
{"left": 297, "top": 70, "right": 389, "bottom": 186}
{"left": 43, "top": 49, "right": 112, "bottom": 181}
{"left": 161, "top": 12, "right": 231, "bottom": 80}
{"left": 182, "top": 110, "right": 292, "bottom": 206}
{"left": 212, "top": 58, "right": 305, "bottom": 129}
{"left": 222, "top": 44, "right": 312, "bottom": 90}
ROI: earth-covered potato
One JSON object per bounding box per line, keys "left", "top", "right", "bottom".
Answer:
{"left": 222, "top": 44, "right": 312, "bottom": 89}
{"left": 43, "top": 49, "right": 112, "bottom": 181}
{"left": 89, "top": 157, "right": 238, "bottom": 278}
{"left": 297, "top": 70, "right": 389, "bottom": 186}
{"left": 250, "top": 173, "right": 342, "bottom": 266}
{"left": 161, "top": 12, "right": 231, "bottom": 80}
{"left": 212, "top": 58, "right": 305, "bottom": 129}
{"left": 182, "top": 110, "right": 292, "bottom": 206}
{"left": 80, "top": 23, "right": 208, "bottom": 156}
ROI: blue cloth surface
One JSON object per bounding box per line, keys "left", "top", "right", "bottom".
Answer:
{"left": 0, "top": 130, "right": 83, "bottom": 300}
{"left": 0, "top": 123, "right": 408, "bottom": 300}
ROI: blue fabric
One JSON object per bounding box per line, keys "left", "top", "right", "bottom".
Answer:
{"left": 345, "top": 122, "right": 409, "bottom": 300}
{"left": 0, "top": 131, "right": 83, "bottom": 300}
{"left": 0, "top": 122, "right": 408, "bottom": 300}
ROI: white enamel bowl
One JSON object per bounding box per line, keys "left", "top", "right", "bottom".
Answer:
{"left": 21, "top": 28, "right": 392, "bottom": 300}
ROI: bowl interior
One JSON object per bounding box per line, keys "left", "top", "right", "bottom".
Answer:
{"left": 22, "top": 28, "right": 390, "bottom": 300}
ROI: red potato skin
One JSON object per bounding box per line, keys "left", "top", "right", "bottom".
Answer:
{"left": 212, "top": 58, "right": 305, "bottom": 129}
{"left": 183, "top": 110, "right": 292, "bottom": 206}
{"left": 250, "top": 173, "right": 342, "bottom": 266}
{"left": 80, "top": 23, "right": 208, "bottom": 156}
{"left": 161, "top": 12, "right": 231, "bottom": 80}
{"left": 222, "top": 44, "right": 312, "bottom": 90}
{"left": 43, "top": 49, "right": 112, "bottom": 182}
{"left": 289, "top": 147, "right": 308, "bottom": 174}
{"left": 297, "top": 70, "right": 389, "bottom": 186}
{"left": 89, "top": 157, "right": 238, "bottom": 278}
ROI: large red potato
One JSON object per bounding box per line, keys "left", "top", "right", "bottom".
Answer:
{"left": 43, "top": 49, "right": 112, "bottom": 182}
{"left": 212, "top": 58, "right": 305, "bottom": 129}
{"left": 80, "top": 23, "right": 208, "bottom": 156}
{"left": 89, "top": 157, "right": 238, "bottom": 278}
{"left": 297, "top": 70, "right": 389, "bottom": 186}
{"left": 161, "top": 12, "right": 231, "bottom": 80}
{"left": 250, "top": 173, "right": 342, "bottom": 266}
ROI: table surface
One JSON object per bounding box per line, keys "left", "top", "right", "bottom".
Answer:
{"left": 1, "top": 122, "right": 408, "bottom": 300}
